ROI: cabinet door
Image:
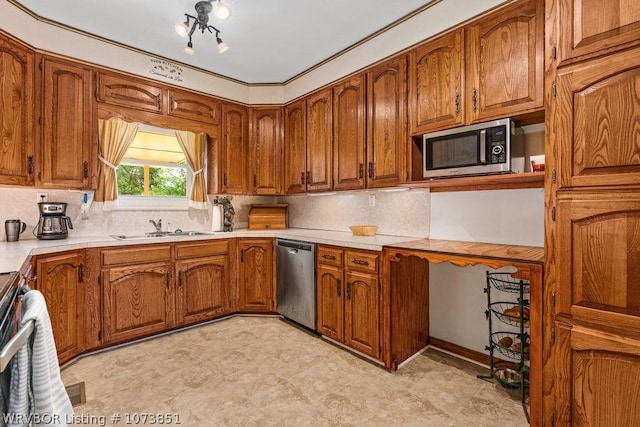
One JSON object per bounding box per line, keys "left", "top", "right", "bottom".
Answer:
{"left": 96, "top": 71, "right": 163, "bottom": 113}
{"left": 552, "top": 45, "right": 640, "bottom": 188}
{"left": 176, "top": 256, "right": 229, "bottom": 325}
{"left": 221, "top": 102, "right": 248, "bottom": 194}
{"left": 465, "top": 0, "right": 544, "bottom": 123}
{"left": 102, "top": 262, "right": 174, "bottom": 344}
{"left": 554, "top": 192, "right": 640, "bottom": 424}
{"left": 36, "top": 251, "right": 84, "bottom": 364}
{"left": 306, "top": 89, "right": 333, "bottom": 192}
{"left": 554, "top": 0, "right": 640, "bottom": 65}
{"left": 283, "top": 100, "right": 307, "bottom": 194}
{"left": 238, "top": 239, "right": 274, "bottom": 312}
{"left": 333, "top": 76, "right": 366, "bottom": 190}
{"left": 39, "top": 56, "right": 95, "bottom": 189}
{"left": 366, "top": 56, "right": 407, "bottom": 188}
{"left": 344, "top": 270, "right": 379, "bottom": 359}
{"left": 250, "top": 107, "right": 282, "bottom": 195}
{"left": 408, "top": 29, "right": 464, "bottom": 134}
{"left": 167, "top": 88, "right": 221, "bottom": 125}
{"left": 317, "top": 264, "right": 344, "bottom": 342}
{"left": 0, "top": 36, "right": 34, "bottom": 186}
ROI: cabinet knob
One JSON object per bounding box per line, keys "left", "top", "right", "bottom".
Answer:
{"left": 83, "top": 161, "right": 89, "bottom": 179}
{"left": 27, "top": 156, "right": 34, "bottom": 175}
{"left": 300, "top": 172, "right": 305, "bottom": 185}
{"left": 346, "top": 282, "right": 351, "bottom": 300}
{"left": 337, "top": 279, "right": 341, "bottom": 297}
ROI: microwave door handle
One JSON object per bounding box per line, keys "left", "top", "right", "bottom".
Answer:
{"left": 479, "top": 129, "right": 487, "bottom": 164}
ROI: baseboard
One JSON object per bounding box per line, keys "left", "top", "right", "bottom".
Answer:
{"left": 428, "top": 337, "right": 491, "bottom": 366}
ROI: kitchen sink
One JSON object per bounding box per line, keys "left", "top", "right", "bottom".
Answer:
{"left": 110, "top": 231, "right": 211, "bottom": 240}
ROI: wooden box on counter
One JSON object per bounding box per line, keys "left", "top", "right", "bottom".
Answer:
{"left": 248, "top": 204, "right": 288, "bottom": 230}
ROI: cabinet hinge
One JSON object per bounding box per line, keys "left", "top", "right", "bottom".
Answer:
{"left": 368, "top": 162, "right": 374, "bottom": 179}
{"left": 39, "top": 60, "right": 43, "bottom": 71}
{"left": 551, "top": 46, "right": 557, "bottom": 60}
{"left": 83, "top": 161, "right": 89, "bottom": 179}
{"left": 27, "top": 156, "right": 34, "bottom": 175}
{"left": 98, "top": 330, "right": 102, "bottom": 341}
{"left": 38, "top": 117, "right": 42, "bottom": 126}
{"left": 223, "top": 173, "right": 228, "bottom": 187}
{"left": 552, "top": 82, "right": 557, "bottom": 99}
{"left": 551, "top": 412, "right": 555, "bottom": 426}
{"left": 551, "top": 327, "right": 556, "bottom": 344}
{"left": 97, "top": 275, "right": 101, "bottom": 286}
{"left": 551, "top": 290, "right": 556, "bottom": 306}
{"left": 78, "top": 264, "right": 84, "bottom": 283}
{"left": 240, "top": 249, "right": 245, "bottom": 263}
{"left": 552, "top": 206, "right": 556, "bottom": 221}
{"left": 552, "top": 168, "right": 557, "bottom": 183}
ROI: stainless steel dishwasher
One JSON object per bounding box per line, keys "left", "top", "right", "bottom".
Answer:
{"left": 276, "top": 239, "right": 316, "bottom": 330}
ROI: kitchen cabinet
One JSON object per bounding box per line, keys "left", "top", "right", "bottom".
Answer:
{"left": 175, "top": 240, "right": 231, "bottom": 325}
{"left": 38, "top": 55, "right": 96, "bottom": 189}
{"left": 101, "top": 245, "right": 175, "bottom": 344}
{"left": 545, "top": 1, "right": 640, "bottom": 423}
{"left": 317, "top": 245, "right": 380, "bottom": 359}
{"left": 167, "top": 87, "right": 221, "bottom": 125}
{"left": 305, "top": 88, "right": 333, "bottom": 192}
{"left": 332, "top": 76, "right": 366, "bottom": 191}
{"left": 464, "top": 0, "right": 543, "bottom": 123}
{"left": 552, "top": 0, "right": 640, "bottom": 66}
{"left": 237, "top": 239, "right": 275, "bottom": 312}
{"left": 35, "top": 250, "right": 85, "bottom": 365}
{"left": 220, "top": 102, "right": 249, "bottom": 194}
{"left": 408, "top": 0, "right": 543, "bottom": 134}
{"left": 96, "top": 71, "right": 163, "bottom": 113}
{"left": 409, "top": 29, "right": 464, "bottom": 134}
{"left": 0, "top": 34, "right": 35, "bottom": 186}
{"left": 249, "top": 107, "right": 283, "bottom": 195}
{"left": 366, "top": 56, "right": 408, "bottom": 187}
{"left": 283, "top": 99, "right": 307, "bottom": 194}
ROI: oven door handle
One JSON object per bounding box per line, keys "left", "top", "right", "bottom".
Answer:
{"left": 479, "top": 129, "right": 487, "bottom": 164}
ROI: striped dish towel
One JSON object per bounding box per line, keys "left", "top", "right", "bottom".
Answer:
{"left": 8, "top": 290, "right": 73, "bottom": 426}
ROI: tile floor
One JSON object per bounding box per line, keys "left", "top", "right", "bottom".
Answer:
{"left": 61, "top": 317, "right": 528, "bottom": 426}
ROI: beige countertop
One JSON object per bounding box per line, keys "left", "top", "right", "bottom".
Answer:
{"left": 0, "top": 229, "right": 418, "bottom": 273}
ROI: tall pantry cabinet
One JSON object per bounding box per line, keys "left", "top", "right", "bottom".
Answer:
{"left": 545, "top": 1, "right": 640, "bottom": 425}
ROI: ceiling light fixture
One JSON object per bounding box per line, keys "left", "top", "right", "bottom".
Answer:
{"left": 175, "top": 0, "right": 230, "bottom": 56}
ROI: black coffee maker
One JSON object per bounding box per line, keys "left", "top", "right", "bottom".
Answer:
{"left": 35, "top": 202, "right": 73, "bottom": 240}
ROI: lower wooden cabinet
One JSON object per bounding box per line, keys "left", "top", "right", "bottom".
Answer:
{"left": 237, "top": 239, "right": 275, "bottom": 312}
{"left": 317, "top": 245, "right": 380, "bottom": 359}
{"left": 102, "top": 262, "right": 175, "bottom": 344}
{"left": 175, "top": 256, "right": 229, "bottom": 325}
{"left": 35, "top": 250, "right": 85, "bottom": 364}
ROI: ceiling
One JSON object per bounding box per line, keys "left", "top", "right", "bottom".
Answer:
{"left": 12, "top": 0, "right": 438, "bottom": 85}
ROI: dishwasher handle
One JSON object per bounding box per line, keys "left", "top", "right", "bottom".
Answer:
{"left": 288, "top": 248, "right": 299, "bottom": 254}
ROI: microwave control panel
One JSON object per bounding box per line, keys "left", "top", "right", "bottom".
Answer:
{"left": 487, "top": 126, "right": 507, "bottom": 164}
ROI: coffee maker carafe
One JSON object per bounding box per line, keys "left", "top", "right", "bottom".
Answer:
{"left": 36, "top": 202, "right": 73, "bottom": 240}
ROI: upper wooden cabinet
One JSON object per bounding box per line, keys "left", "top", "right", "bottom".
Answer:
{"left": 0, "top": 35, "right": 35, "bottom": 186}
{"left": 220, "top": 102, "right": 249, "bottom": 194}
{"left": 408, "top": 0, "right": 543, "bottom": 133}
{"left": 552, "top": 0, "right": 640, "bottom": 66}
{"left": 306, "top": 88, "right": 333, "bottom": 192}
{"left": 552, "top": 44, "right": 640, "bottom": 189}
{"left": 367, "top": 56, "right": 408, "bottom": 187}
{"left": 96, "top": 71, "right": 163, "bottom": 113}
{"left": 333, "top": 76, "right": 366, "bottom": 191}
{"left": 409, "top": 29, "right": 464, "bottom": 134}
{"left": 465, "top": 0, "right": 544, "bottom": 123}
{"left": 167, "top": 88, "right": 221, "bottom": 125}
{"left": 283, "top": 99, "right": 307, "bottom": 194}
{"left": 38, "top": 56, "right": 96, "bottom": 189}
{"left": 249, "top": 107, "right": 283, "bottom": 195}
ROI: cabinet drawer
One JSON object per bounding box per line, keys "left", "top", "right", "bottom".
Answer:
{"left": 175, "top": 240, "right": 229, "bottom": 259}
{"left": 101, "top": 245, "right": 172, "bottom": 266}
{"left": 318, "top": 246, "right": 343, "bottom": 267}
{"left": 345, "top": 250, "right": 378, "bottom": 273}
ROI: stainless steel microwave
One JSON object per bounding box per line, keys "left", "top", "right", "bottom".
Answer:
{"left": 423, "top": 118, "right": 515, "bottom": 178}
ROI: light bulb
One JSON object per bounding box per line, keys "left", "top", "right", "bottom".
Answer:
{"left": 215, "top": 2, "right": 231, "bottom": 20}
{"left": 217, "top": 41, "right": 229, "bottom": 53}
{"left": 184, "top": 41, "right": 195, "bottom": 55}
{"left": 175, "top": 22, "right": 189, "bottom": 38}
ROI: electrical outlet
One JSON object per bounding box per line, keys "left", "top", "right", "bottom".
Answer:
{"left": 368, "top": 194, "right": 376, "bottom": 207}
{"left": 36, "top": 192, "right": 48, "bottom": 203}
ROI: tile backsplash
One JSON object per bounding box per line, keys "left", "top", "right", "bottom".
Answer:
{"left": 0, "top": 187, "right": 430, "bottom": 240}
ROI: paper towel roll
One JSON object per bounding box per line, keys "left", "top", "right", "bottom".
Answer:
{"left": 212, "top": 204, "right": 224, "bottom": 232}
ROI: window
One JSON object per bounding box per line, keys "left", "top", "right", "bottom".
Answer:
{"left": 116, "top": 126, "right": 194, "bottom": 210}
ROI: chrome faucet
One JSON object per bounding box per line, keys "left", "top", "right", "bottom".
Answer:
{"left": 149, "top": 219, "right": 162, "bottom": 232}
